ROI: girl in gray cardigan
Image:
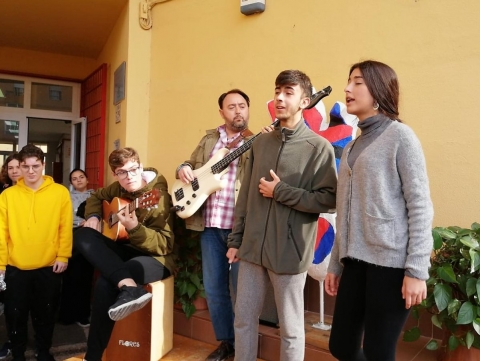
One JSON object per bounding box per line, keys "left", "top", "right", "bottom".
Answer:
{"left": 325, "top": 60, "right": 433, "bottom": 361}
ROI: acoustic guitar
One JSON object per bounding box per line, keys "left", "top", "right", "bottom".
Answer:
{"left": 101, "top": 189, "right": 160, "bottom": 241}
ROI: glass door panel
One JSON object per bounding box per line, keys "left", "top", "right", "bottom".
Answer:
{"left": 0, "top": 118, "right": 20, "bottom": 164}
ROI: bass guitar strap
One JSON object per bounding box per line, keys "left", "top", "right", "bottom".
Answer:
{"left": 226, "top": 128, "right": 254, "bottom": 150}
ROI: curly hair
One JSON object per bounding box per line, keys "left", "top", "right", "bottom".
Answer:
{"left": 108, "top": 147, "right": 141, "bottom": 172}
{"left": 1, "top": 153, "right": 21, "bottom": 186}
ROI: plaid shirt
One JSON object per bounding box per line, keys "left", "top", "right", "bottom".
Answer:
{"left": 204, "top": 125, "right": 243, "bottom": 230}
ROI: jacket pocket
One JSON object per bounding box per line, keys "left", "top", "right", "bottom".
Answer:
{"left": 364, "top": 211, "right": 396, "bottom": 250}
{"left": 288, "top": 224, "right": 302, "bottom": 261}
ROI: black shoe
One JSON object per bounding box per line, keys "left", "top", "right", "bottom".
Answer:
{"left": 108, "top": 285, "right": 152, "bottom": 321}
{"left": 35, "top": 350, "right": 55, "bottom": 361}
{"left": 205, "top": 341, "right": 235, "bottom": 361}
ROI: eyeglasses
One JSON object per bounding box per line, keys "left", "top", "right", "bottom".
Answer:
{"left": 115, "top": 166, "right": 141, "bottom": 180}
{"left": 20, "top": 164, "right": 43, "bottom": 172}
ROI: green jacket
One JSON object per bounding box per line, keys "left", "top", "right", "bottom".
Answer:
{"left": 178, "top": 128, "right": 253, "bottom": 231}
{"left": 85, "top": 168, "right": 176, "bottom": 273}
{"left": 227, "top": 120, "right": 337, "bottom": 274}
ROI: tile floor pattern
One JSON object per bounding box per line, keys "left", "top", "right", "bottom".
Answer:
{"left": 65, "top": 332, "right": 439, "bottom": 361}
{"left": 65, "top": 334, "right": 264, "bottom": 361}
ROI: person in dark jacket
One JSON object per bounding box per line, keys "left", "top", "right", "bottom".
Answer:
{"left": 227, "top": 70, "right": 337, "bottom": 361}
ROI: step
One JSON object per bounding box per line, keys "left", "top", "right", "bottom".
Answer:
{"left": 174, "top": 309, "right": 439, "bottom": 361}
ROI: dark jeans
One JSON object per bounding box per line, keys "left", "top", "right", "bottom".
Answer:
{"left": 329, "top": 258, "right": 410, "bottom": 361}
{"left": 73, "top": 227, "right": 170, "bottom": 361}
{"left": 4, "top": 266, "right": 62, "bottom": 360}
{"left": 59, "top": 230, "right": 94, "bottom": 324}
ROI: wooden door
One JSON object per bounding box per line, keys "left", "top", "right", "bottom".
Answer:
{"left": 81, "top": 64, "right": 107, "bottom": 189}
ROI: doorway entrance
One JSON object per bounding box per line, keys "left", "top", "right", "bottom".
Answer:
{"left": 0, "top": 74, "right": 83, "bottom": 189}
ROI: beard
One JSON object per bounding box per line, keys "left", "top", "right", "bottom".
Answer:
{"left": 230, "top": 117, "right": 247, "bottom": 131}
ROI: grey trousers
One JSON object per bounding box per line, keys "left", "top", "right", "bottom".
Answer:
{"left": 234, "top": 260, "right": 307, "bottom": 361}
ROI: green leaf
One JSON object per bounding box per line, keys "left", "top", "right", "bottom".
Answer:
{"left": 477, "top": 281, "right": 480, "bottom": 303}
{"left": 411, "top": 307, "right": 419, "bottom": 320}
{"left": 434, "top": 283, "right": 453, "bottom": 312}
{"left": 426, "top": 340, "right": 439, "bottom": 350}
{"left": 471, "top": 222, "right": 480, "bottom": 231}
{"left": 403, "top": 327, "right": 421, "bottom": 342}
{"left": 432, "top": 314, "right": 442, "bottom": 329}
{"left": 438, "top": 228, "right": 457, "bottom": 240}
{"left": 466, "top": 331, "right": 475, "bottom": 349}
{"left": 447, "top": 299, "right": 461, "bottom": 316}
{"left": 457, "top": 302, "right": 476, "bottom": 324}
{"left": 433, "top": 229, "right": 443, "bottom": 250}
{"left": 186, "top": 283, "right": 196, "bottom": 298}
{"left": 448, "top": 335, "right": 459, "bottom": 351}
{"left": 460, "top": 235, "right": 479, "bottom": 249}
{"left": 473, "top": 319, "right": 480, "bottom": 336}
{"left": 470, "top": 249, "right": 480, "bottom": 272}
{"left": 467, "top": 278, "right": 478, "bottom": 297}
{"left": 437, "top": 264, "right": 458, "bottom": 283}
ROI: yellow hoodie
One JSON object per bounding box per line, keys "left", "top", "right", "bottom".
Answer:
{"left": 0, "top": 176, "right": 73, "bottom": 270}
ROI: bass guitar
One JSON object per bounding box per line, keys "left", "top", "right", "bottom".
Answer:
{"left": 172, "top": 120, "right": 279, "bottom": 219}
{"left": 101, "top": 189, "right": 160, "bottom": 241}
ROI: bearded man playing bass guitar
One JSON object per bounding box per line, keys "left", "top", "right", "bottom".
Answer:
{"left": 71, "top": 147, "right": 175, "bottom": 361}
{"left": 175, "top": 89, "right": 252, "bottom": 361}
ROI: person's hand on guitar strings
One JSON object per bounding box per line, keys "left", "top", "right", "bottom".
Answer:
{"left": 117, "top": 209, "right": 139, "bottom": 231}
{"left": 178, "top": 165, "right": 195, "bottom": 184}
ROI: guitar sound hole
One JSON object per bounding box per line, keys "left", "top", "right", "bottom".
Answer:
{"left": 191, "top": 178, "right": 199, "bottom": 191}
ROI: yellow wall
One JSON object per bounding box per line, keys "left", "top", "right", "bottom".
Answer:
{"left": 0, "top": 46, "right": 97, "bottom": 80}
{"left": 98, "top": 0, "right": 153, "bottom": 184}
{"left": 97, "top": 2, "right": 130, "bottom": 184}
{"left": 144, "top": 0, "right": 480, "bottom": 227}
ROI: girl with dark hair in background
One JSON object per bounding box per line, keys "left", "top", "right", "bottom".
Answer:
{"left": 0, "top": 153, "right": 21, "bottom": 360}
{"left": 0, "top": 153, "right": 21, "bottom": 194}
{"left": 325, "top": 60, "right": 434, "bottom": 361}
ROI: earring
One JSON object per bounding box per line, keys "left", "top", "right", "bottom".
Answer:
{"left": 373, "top": 102, "right": 379, "bottom": 110}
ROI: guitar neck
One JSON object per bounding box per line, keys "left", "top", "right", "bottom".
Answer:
{"left": 110, "top": 198, "right": 138, "bottom": 224}
{"left": 211, "top": 120, "right": 279, "bottom": 174}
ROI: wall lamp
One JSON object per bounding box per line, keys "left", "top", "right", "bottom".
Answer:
{"left": 139, "top": 0, "right": 173, "bottom": 30}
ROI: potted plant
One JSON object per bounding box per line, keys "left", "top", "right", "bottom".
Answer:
{"left": 173, "top": 216, "right": 206, "bottom": 319}
{"left": 403, "top": 223, "right": 480, "bottom": 359}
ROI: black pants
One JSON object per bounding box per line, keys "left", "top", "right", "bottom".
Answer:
{"left": 73, "top": 227, "right": 170, "bottom": 361}
{"left": 4, "top": 266, "right": 62, "bottom": 360}
{"left": 59, "top": 230, "right": 94, "bottom": 324}
{"left": 329, "top": 258, "right": 410, "bottom": 361}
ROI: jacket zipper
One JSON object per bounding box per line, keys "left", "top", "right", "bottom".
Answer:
{"left": 260, "top": 129, "right": 286, "bottom": 266}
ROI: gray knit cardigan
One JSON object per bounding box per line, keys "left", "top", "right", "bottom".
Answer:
{"left": 327, "top": 121, "right": 434, "bottom": 280}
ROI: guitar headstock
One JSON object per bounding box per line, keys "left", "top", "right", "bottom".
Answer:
{"left": 139, "top": 189, "right": 160, "bottom": 210}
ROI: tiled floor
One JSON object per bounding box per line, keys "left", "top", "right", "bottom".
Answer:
{"left": 65, "top": 309, "right": 440, "bottom": 361}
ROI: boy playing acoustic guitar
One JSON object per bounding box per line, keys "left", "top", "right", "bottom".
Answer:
{"left": 72, "top": 147, "right": 175, "bottom": 361}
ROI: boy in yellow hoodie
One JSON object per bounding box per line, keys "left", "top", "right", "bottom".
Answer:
{"left": 0, "top": 144, "right": 72, "bottom": 361}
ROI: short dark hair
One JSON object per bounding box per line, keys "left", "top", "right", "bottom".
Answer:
{"left": 1, "top": 153, "right": 21, "bottom": 184}
{"left": 69, "top": 168, "right": 88, "bottom": 183}
{"left": 275, "top": 70, "right": 312, "bottom": 99}
{"left": 108, "top": 147, "right": 140, "bottom": 172}
{"left": 218, "top": 89, "right": 250, "bottom": 109}
{"left": 349, "top": 60, "right": 400, "bottom": 121}
{"left": 18, "top": 144, "right": 44, "bottom": 164}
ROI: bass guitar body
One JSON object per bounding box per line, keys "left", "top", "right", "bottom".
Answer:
{"left": 172, "top": 148, "right": 230, "bottom": 219}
